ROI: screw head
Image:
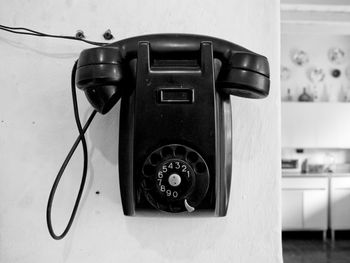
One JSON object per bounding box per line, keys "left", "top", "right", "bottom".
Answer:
{"left": 103, "top": 29, "right": 114, "bottom": 40}
{"left": 75, "top": 30, "right": 85, "bottom": 39}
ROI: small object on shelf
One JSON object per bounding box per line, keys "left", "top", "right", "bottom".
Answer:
{"left": 282, "top": 158, "right": 301, "bottom": 173}
{"left": 298, "top": 87, "right": 313, "bottom": 102}
{"left": 301, "top": 159, "right": 308, "bottom": 174}
{"left": 308, "top": 164, "right": 325, "bottom": 174}
{"left": 338, "top": 85, "right": 347, "bottom": 102}
{"left": 345, "top": 66, "right": 350, "bottom": 80}
{"left": 346, "top": 87, "right": 350, "bottom": 102}
{"left": 309, "top": 68, "right": 325, "bottom": 83}
{"left": 282, "top": 159, "right": 299, "bottom": 169}
{"left": 331, "top": 69, "right": 341, "bottom": 78}
{"left": 286, "top": 88, "right": 293, "bottom": 101}
{"left": 320, "top": 84, "right": 330, "bottom": 102}
{"left": 292, "top": 50, "right": 309, "bottom": 66}
{"left": 324, "top": 153, "right": 335, "bottom": 173}
{"left": 324, "top": 167, "right": 333, "bottom": 173}
{"left": 311, "top": 84, "right": 320, "bottom": 101}
{"left": 281, "top": 66, "right": 291, "bottom": 81}
{"left": 328, "top": 47, "right": 345, "bottom": 65}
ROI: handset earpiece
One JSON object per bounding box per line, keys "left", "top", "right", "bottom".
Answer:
{"left": 75, "top": 47, "right": 124, "bottom": 114}
{"left": 216, "top": 51, "right": 270, "bottom": 99}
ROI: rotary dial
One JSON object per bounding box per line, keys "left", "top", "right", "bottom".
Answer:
{"left": 141, "top": 144, "right": 210, "bottom": 213}
{"left": 155, "top": 159, "right": 195, "bottom": 201}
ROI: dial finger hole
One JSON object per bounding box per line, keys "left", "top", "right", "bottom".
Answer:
{"left": 143, "top": 164, "right": 156, "bottom": 176}
{"left": 161, "top": 146, "right": 173, "bottom": 158}
{"left": 195, "top": 162, "right": 206, "bottom": 174}
{"left": 186, "top": 151, "right": 199, "bottom": 163}
{"left": 175, "top": 146, "right": 186, "bottom": 157}
{"left": 150, "top": 153, "right": 161, "bottom": 165}
{"left": 141, "top": 179, "right": 154, "bottom": 190}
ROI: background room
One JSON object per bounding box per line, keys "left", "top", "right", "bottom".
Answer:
{"left": 281, "top": 0, "right": 350, "bottom": 262}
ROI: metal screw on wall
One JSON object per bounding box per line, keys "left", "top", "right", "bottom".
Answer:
{"left": 103, "top": 29, "right": 114, "bottom": 40}
{"left": 75, "top": 30, "right": 85, "bottom": 39}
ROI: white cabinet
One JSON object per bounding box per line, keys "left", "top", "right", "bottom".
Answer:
{"left": 282, "top": 175, "right": 350, "bottom": 240}
{"left": 282, "top": 190, "right": 303, "bottom": 229}
{"left": 282, "top": 177, "right": 328, "bottom": 234}
{"left": 282, "top": 103, "right": 350, "bottom": 148}
{"left": 330, "top": 177, "right": 350, "bottom": 236}
{"left": 303, "top": 190, "right": 328, "bottom": 229}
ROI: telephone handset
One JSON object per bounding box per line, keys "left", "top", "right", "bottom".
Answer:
{"left": 48, "top": 34, "right": 269, "bottom": 239}
{"left": 76, "top": 34, "right": 269, "bottom": 113}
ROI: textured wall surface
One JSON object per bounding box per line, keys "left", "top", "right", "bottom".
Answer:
{"left": 0, "top": 1, "right": 282, "bottom": 262}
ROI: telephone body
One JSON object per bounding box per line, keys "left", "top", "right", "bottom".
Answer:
{"left": 76, "top": 34, "right": 270, "bottom": 216}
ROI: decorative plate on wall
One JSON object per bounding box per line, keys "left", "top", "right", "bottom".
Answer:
{"left": 309, "top": 68, "right": 325, "bottom": 83}
{"left": 292, "top": 50, "right": 309, "bottom": 66}
{"left": 281, "top": 66, "right": 291, "bottom": 81}
{"left": 328, "top": 48, "right": 345, "bottom": 65}
{"left": 331, "top": 69, "right": 341, "bottom": 78}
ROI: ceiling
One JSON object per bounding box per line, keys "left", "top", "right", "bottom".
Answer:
{"left": 281, "top": 0, "right": 350, "bottom": 34}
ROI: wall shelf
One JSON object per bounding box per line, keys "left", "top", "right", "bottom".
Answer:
{"left": 282, "top": 173, "right": 350, "bottom": 177}
{"left": 282, "top": 101, "right": 350, "bottom": 104}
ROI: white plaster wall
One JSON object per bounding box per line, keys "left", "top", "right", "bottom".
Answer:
{"left": 0, "top": 1, "right": 282, "bottom": 262}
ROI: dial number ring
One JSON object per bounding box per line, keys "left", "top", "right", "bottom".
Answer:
{"left": 156, "top": 159, "right": 195, "bottom": 200}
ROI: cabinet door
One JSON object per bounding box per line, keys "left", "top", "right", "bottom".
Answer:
{"left": 282, "top": 190, "right": 303, "bottom": 230}
{"left": 331, "top": 177, "right": 350, "bottom": 230}
{"left": 303, "top": 190, "right": 328, "bottom": 230}
{"left": 331, "top": 189, "right": 350, "bottom": 229}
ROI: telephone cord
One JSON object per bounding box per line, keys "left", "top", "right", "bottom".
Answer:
{"left": 0, "top": 24, "right": 102, "bottom": 240}
{"left": 46, "top": 61, "right": 97, "bottom": 240}
{"left": 0, "top": 24, "right": 107, "bottom": 46}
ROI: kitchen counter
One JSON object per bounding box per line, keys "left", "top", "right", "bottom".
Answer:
{"left": 282, "top": 173, "right": 350, "bottom": 178}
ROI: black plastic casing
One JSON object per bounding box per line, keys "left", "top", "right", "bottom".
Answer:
{"left": 118, "top": 42, "right": 232, "bottom": 216}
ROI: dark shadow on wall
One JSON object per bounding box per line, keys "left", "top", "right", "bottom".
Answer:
{"left": 88, "top": 102, "right": 120, "bottom": 165}
{"left": 86, "top": 102, "right": 121, "bottom": 203}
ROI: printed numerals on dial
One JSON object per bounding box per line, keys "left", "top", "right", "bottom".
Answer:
{"left": 161, "top": 162, "right": 190, "bottom": 177}
{"left": 156, "top": 160, "right": 193, "bottom": 199}
{"left": 157, "top": 171, "right": 178, "bottom": 198}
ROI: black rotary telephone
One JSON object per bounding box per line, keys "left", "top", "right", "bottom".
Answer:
{"left": 47, "top": 34, "right": 270, "bottom": 239}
